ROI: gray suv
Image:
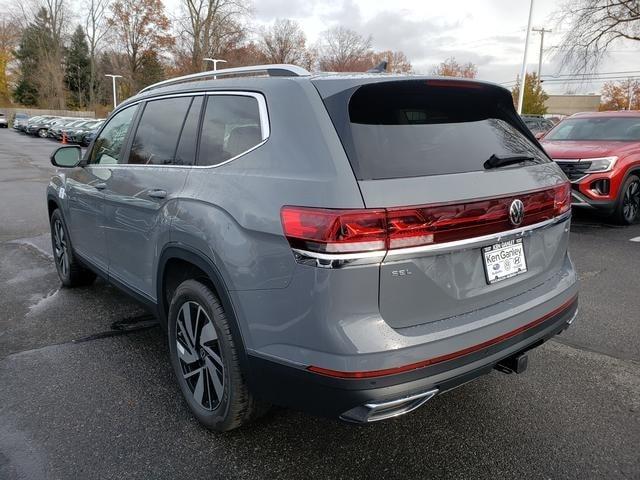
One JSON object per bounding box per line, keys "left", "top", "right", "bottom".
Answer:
{"left": 46, "top": 64, "right": 579, "bottom": 431}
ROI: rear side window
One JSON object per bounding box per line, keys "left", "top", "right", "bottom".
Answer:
{"left": 128, "top": 97, "right": 192, "bottom": 165}
{"left": 327, "top": 81, "right": 548, "bottom": 180}
{"left": 197, "top": 95, "right": 263, "bottom": 166}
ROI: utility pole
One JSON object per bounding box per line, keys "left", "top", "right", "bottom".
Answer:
{"left": 533, "top": 27, "right": 552, "bottom": 86}
{"left": 517, "top": 0, "right": 535, "bottom": 115}
{"left": 105, "top": 74, "right": 122, "bottom": 110}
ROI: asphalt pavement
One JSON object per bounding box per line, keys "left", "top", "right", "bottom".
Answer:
{"left": 1, "top": 128, "right": 639, "bottom": 480}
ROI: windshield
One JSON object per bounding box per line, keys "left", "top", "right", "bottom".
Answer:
{"left": 328, "top": 81, "right": 548, "bottom": 180}
{"left": 546, "top": 117, "right": 640, "bottom": 141}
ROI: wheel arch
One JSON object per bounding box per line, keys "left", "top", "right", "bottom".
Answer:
{"left": 47, "top": 194, "right": 61, "bottom": 219}
{"left": 157, "top": 245, "right": 250, "bottom": 370}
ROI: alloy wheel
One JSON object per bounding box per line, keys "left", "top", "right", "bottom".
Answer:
{"left": 175, "top": 301, "right": 224, "bottom": 411}
{"left": 53, "top": 219, "right": 69, "bottom": 277}
{"left": 622, "top": 180, "right": 640, "bottom": 223}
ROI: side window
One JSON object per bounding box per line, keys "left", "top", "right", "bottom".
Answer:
{"left": 128, "top": 97, "right": 192, "bottom": 165}
{"left": 89, "top": 106, "right": 137, "bottom": 165}
{"left": 174, "top": 96, "right": 203, "bottom": 166}
{"left": 197, "top": 95, "right": 263, "bottom": 166}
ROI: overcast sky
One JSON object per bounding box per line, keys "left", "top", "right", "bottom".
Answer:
{"left": 243, "top": 0, "right": 640, "bottom": 95}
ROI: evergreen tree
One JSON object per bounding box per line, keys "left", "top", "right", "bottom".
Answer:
{"left": 511, "top": 73, "right": 549, "bottom": 115}
{"left": 13, "top": 78, "right": 38, "bottom": 105}
{"left": 12, "top": 11, "right": 50, "bottom": 105}
{"left": 134, "top": 51, "right": 165, "bottom": 92}
{"left": 65, "top": 25, "right": 91, "bottom": 108}
{"left": 13, "top": 7, "right": 66, "bottom": 108}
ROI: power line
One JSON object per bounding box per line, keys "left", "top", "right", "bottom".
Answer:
{"left": 542, "top": 70, "right": 640, "bottom": 78}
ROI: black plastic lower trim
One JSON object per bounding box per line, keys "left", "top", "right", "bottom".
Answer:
{"left": 246, "top": 298, "right": 577, "bottom": 419}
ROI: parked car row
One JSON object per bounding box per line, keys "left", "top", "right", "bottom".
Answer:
{"left": 13, "top": 114, "right": 104, "bottom": 146}
{"left": 521, "top": 115, "right": 556, "bottom": 136}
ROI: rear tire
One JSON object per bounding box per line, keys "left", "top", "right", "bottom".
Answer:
{"left": 613, "top": 174, "right": 640, "bottom": 225}
{"left": 168, "top": 279, "right": 269, "bottom": 432}
{"left": 50, "top": 209, "right": 96, "bottom": 287}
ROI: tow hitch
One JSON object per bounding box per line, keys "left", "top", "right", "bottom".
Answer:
{"left": 495, "top": 352, "right": 528, "bottom": 374}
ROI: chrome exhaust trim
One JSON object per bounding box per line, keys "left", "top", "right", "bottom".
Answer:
{"left": 340, "top": 388, "right": 439, "bottom": 423}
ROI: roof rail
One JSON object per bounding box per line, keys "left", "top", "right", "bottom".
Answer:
{"left": 138, "top": 64, "right": 310, "bottom": 94}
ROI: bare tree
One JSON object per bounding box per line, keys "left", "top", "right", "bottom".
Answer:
{"left": 84, "top": 0, "right": 111, "bottom": 107}
{"left": 177, "top": 0, "right": 250, "bottom": 73}
{"left": 317, "top": 26, "right": 372, "bottom": 71}
{"left": 107, "top": 0, "right": 174, "bottom": 93}
{"left": 258, "top": 18, "right": 307, "bottom": 64}
{"left": 554, "top": 0, "right": 640, "bottom": 73}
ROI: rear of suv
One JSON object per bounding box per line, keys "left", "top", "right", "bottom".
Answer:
{"left": 47, "top": 65, "right": 578, "bottom": 431}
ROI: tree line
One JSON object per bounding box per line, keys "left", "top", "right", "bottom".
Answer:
{"left": 1, "top": 0, "right": 637, "bottom": 114}
{"left": 0, "top": 0, "right": 417, "bottom": 111}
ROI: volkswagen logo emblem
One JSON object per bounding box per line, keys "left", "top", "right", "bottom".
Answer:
{"left": 509, "top": 199, "right": 525, "bottom": 227}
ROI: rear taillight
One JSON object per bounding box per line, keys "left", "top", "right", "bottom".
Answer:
{"left": 280, "top": 207, "right": 387, "bottom": 253}
{"left": 553, "top": 182, "right": 571, "bottom": 215}
{"left": 282, "top": 183, "right": 571, "bottom": 254}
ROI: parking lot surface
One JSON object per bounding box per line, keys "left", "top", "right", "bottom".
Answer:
{"left": 1, "top": 128, "right": 639, "bottom": 479}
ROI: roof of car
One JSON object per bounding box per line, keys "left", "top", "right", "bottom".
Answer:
{"left": 123, "top": 70, "right": 510, "bottom": 111}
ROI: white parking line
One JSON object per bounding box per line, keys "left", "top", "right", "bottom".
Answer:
{"left": 630, "top": 236, "right": 640, "bottom": 242}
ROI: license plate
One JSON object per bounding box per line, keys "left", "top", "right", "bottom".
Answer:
{"left": 482, "top": 238, "right": 528, "bottom": 284}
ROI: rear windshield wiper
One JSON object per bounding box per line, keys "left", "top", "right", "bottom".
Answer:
{"left": 484, "top": 154, "right": 536, "bottom": 170}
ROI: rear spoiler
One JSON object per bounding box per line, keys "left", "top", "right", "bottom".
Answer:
{"left": 312, "top": 77, "right": 545, "bottom": 155}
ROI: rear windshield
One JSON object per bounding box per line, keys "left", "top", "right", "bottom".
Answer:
{"left": 545, "top": 117, "right": 640, "bottom": 141}
{"left": 324, "top": 81, "right": 548, "bottom": 180}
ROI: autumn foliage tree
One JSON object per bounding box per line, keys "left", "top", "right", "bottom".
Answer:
{"left": 511, "top": 72, "right": 549, "bottom": 115}
{"left": 108, "top": 0, "right": 173, "bottom": 92}
{"left": 0, "top": 17, "right": 20, "bottom": 105}
{"left": 431, "top": 57, "right": 477, "bottom": 78}
{"left": 367, "top": 50, "right": 412, "bottom": 73}
{"left": 599, "top": 79, "right": 640, "bottom": 111}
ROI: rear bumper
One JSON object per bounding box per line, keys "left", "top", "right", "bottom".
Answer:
{"left": 247, "top": 296, "right": 578, "bottom": 421}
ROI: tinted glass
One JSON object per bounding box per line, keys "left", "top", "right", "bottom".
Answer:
{"left": 545, "top": 117, "right": 640, "bottom": 141}
{"left": 174, "top": 96, "right": 203, "bottom": 166}
{"left": 332, "top": 81, "right": 548, "bottom": 180}
{"left": 128, "top": 97, "right": 192, "bottom": 165}
{"left": 198, "top": 95, "right": 262, "bottom": 166}
{"left": 89, "top": 105, "right": 137, "bottom": 165}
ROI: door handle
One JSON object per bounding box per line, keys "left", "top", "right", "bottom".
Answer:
{"left": 147, "top": 189, "right": 167, "bottom": 199}
{"left": 94, "top": 183, "right": 106, "bottom": 190}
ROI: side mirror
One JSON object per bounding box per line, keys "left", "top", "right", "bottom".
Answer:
{"left": 534, "top": 131, "right": 546, "bottom": 140}
{"left": 51, "top": 146, "right": 82, "bottom": 168}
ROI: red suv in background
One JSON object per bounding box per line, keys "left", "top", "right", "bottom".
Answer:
{"left": 541, "top": 111, "right": 640, "bottom": 224}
